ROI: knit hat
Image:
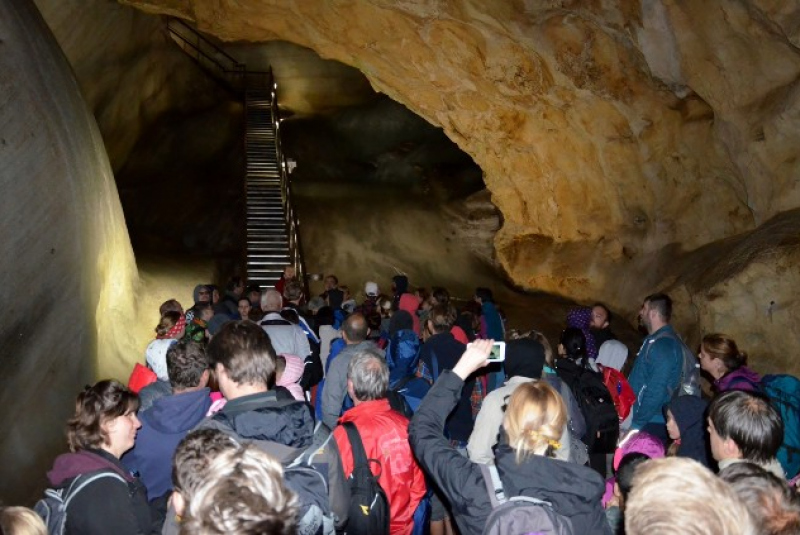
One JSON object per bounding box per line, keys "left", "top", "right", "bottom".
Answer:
{"left": 613, "top": 431, "right": 665, "bottom": 471}
{"left": 365, "top": 281, "right": 379, "bottom": 297}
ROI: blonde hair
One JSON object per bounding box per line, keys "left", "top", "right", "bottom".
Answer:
{"left": 0, "top": 506, "right": 47, "bottom": 535}
{"left": 503, "top": 381, "right": 566, "bottom": 461}
{"left": 180, "top": 444, "right": 298, "bottom": 534}
{"left": 625, "top": 458, "right": 757, "bottom": 535}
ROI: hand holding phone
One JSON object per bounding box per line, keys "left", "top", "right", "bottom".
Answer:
{"left": 486, "top": 341, "right": 506, "bottom": 362}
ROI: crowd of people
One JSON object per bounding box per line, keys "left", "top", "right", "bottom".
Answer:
{"left": 11, "top": 268, "right": 800, "bottom": 534}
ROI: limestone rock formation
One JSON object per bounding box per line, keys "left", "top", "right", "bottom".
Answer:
{"left": 120, "top": 0, "right": 800, "bottom": 365}
{"left": 1, "top": 0, "right": 138, "bottom": 501}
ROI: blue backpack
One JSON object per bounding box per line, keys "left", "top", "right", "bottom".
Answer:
{"left": 392, "top": 353, "right": 439, "bottom": 414}
{"left": 386, "top": 330, "right": 421, "bottom": 387}
{"left": 761, "top": 374, "right": 800, "bottom": 478}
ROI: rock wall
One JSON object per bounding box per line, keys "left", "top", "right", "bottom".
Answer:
{"left": 33, "top": 0, "right": 224, "bottom": 171}
{"left": 0, "top": 0, "right": 138, "bottom": 502}
{"left": 120, "top": 0, "right": 800, "bottom": 368}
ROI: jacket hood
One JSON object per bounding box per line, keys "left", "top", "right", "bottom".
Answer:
{"left": 392, "top": 275, "right": 409, "bottom": 295}
{"left": 613, "top": 431, "right": 665, "bottom": 470}
{"left": 48, "top": 450, "right": 132, "bottom": 487}
{"left": 495, "top": 444, "right": 605, "bottom": 512}
{"left": 668, "top": 395, "right": 711, "bottom": 466}
{"left": 277, "top": 354, "right": 305, "bottom": 401}
{"left": 142, "top": 388, "right": 212, "bottom": 434}
{"left": 192, "top": 284, "right": 208, "bottom": 304}
{"left": 596, "top": 340, "right": 628, "bottom": 372}
{"left": 504, "top": 338, "right": 545, "bottom": 379}
{"left": 389, "top": 310, "right": 414, "bottom": 337}
{"left": 716, "top": 366, "right": 762, "bottom": 392}
{"left": 398, "top": 294, "right": 421, "bottom": 335}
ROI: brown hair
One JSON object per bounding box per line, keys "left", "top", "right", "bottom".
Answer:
{"left": 156, "top": 311, "right": 182, "bottom": 336}
{"left": 159, "top": 299, "right": 183, "bottom": 316}
{"left": 701, "top": 333, "right": 747, "bottom": 372}
{"left": 66, "top": 380, "right": 139, "bottom": 452}
{"left": 207, "top": 321, "right": 276, "bottom": 387}
{"left": 428, "top": 304, "right": 457, "bottom": 334}
{"left": 173, "top": 429, "right": 240, "bottom": 500}
{"left": 167, "top": 340, "right": 209, "bottom": 390}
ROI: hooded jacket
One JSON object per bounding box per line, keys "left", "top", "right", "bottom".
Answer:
{"left": 715, "top": 365, "right": 762, "bottom": 393}
{"left": 410, "top": 371, "right": 611, "bottom": 535}
{"left": 47, "top": 449, "right": 155, "bottom": 535}
{"left": 398, "top": 293, "right": 422, "bottom": 336}
{"left": 196, "top": 391, "right": 349, "bottom": 529}
{"left": 668, "top": 395, "right": 712, "bottom": 468}
{"left": 122, "top": 388, "right": 212, "bottom": 500}
{"left": 277, "top": 353, "right": 306, "bottom": 401}
{"left": 386, "top": 311, "right": 421, "bottom": 386}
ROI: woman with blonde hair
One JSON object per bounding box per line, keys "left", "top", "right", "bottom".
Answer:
{"left": 0, "top": 506, "right": 46, "bottom": 535}
{"left": 410, "top": 340, "right": 610, "bottom": 535}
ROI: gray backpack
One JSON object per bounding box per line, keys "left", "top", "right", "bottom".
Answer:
{"left": 479, "top": 464, "right": 575, "bottom": 535}
{"left": 34, "top": 470, "right": 127, "bottom": 535}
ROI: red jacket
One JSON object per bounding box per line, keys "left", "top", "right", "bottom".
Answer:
{"left": 333, "top": 399, "right": 427, "bottom": 535}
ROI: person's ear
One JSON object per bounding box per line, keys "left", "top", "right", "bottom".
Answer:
{"left": 347, "top": 379, "right": 356, "bottom": 402}
{"left": 724, "top": 437, "right": 743, "bottom": 459}
{"left": 613, "top": 482, "right": 621, "bottom": 497}
{"left": 199, "top": 369, "right": 210, "bottom": 388}
{"left": 171, "top": 491, "right": 186, "bottom": 518}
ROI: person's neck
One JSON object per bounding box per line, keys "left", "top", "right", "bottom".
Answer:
{"left": 172, "top": 385, "right": 207, "bottom": 395}
{"left": 649, "top": 321, "right": 668, "bottom": 335}
{"left": 225, "top": 383, "right": 268, "bottom": 400}
{"left": 100, "top": 444, "right": 124, "bottom": 460}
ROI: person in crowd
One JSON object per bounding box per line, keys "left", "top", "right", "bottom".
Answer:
{"left": 391, "top": 274, "right": 409, "bottom": 310}
{"left": 557, "top": 326, "right": 588, "bottom": 366}
{"left": 410, "top": 340, "right": 610, "bottom": 534}
{"left": 145, "top": 311, "right": 185, "bottom": 382}
{"left": 283, "top": 280, "right": 319, "bottom": 347}
{"left": 708, "top": 389, "right": 785, "bottom": 477}
{"left": 720, "top": 462, "right": 800, "bottom": 535}
{"left": 315, "top": 306, "right": 339, "bottom": 372}
{"left": 590, "top": 303, "right": 616, "bottom": 349}
{"left": 604, "top": 452, "right": 651, "bottom": 535}
{"left": 180, "top": 444, "right": 298, "bottom": 535}
{"left": 468, "top": 337, "right": 585, "bottom": 464}
{"left": 626, "top": 293, "right": 698, "bottom": 442}
{"left": 321, "top": 274, "right": 339, "bottom": 300}
{"left": 625, "top": 457, "right": 756, "bottom": 534}
{"left": 322, "top": 314, "right": 383, "bottom": 429}
{"left": 274, "top": 265, "right": 295, "bottom": 300}
{"left": 259, "top": 289, "right": 312, "bottom": 363}
{"left": 377, "top": 294, "right": 393, "bottom": 333}
{"left": 333, "top": 349, "right": 427, "bottom": 534}
{"left": 595, "top": 339, "right": 628, "bottom": 373}
{"left": 399, "top": 292, "right": 422, "bottom": 338}
{"left": 123, "top": 340, "right": 211, "bottom": 502}
{"left": 185, "top": 285, "right": 210, "bottom": 323}
{"left": 0, "top": 506, "right": 46, "bottom": 535}
{"left": 159, "top": 299, "right": 183, "bottom": 317}
{"left": 183, "top": 302, "right": 212, "bottom": 343}
{"left": 275, "top": 354, "right": 306, "bottom": 401}
{"left": 665, "top": 395, "right": 712, "bottom": 468}
{"left": 45, "top": 380, "right": 153, "bottom": 534}
{"left": 385, "top": 310, "right": 421, "bottom": 386}
{"left": 601, "top": 430, "right": 665, "bottom": 508}
{"left": 567, "top": 306, "right": 599, "bottom": 364}
{"left": 196, "top": 321, "right": 348, "bottom": 529}
{"left": 699, "top": 333, "right": 762, "bottom": 392}
{"left": 340, "top": 285, "right": 356, "bottom": 314}
{"left": 356, "top": 281, "right": 380, "bottom": 317}
{"left": 327, "top": 287, "right": 345, "bottom": 315}
{"left": 218, "top": 276, "right": 244, "bottom": 316}
{"left": 246, "top": 284, "right": 263, "bottom": 319}
{"left": 164, "top": 429, "right": 241, "bottom": 535}
{"left": 237, "top": 296, "right": 252, "bottom": 322}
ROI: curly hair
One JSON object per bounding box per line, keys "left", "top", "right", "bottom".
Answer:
{"left": 66, "top": 380, "right": 139, "bottom": 452}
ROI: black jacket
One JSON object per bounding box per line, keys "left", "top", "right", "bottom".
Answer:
{"left": 47, "top": 449, "right": 156, "bottom": 535}
{"left": 409, "top": 371, "right": 611, "bottom": 535}
{"left": 195, "top": 391, "right": 349, "bottom": 529}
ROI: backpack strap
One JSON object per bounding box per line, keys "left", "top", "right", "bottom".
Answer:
{"left": 479, "top": 463, "right": 506, "bottom": 506}
{"left": 343, "top": 422, "right": 382, "bottom": 478}
{"left": 291, "top": 421, "right": 334, "bottom": 468}
{"left": 261, "top": 318, "right": 293, "bottom": 326}
{"left": 431, "top": 352, "right": 440, "bottom": 383}
{"left": 64, "top": 471, "right": 127, "bottom": 508}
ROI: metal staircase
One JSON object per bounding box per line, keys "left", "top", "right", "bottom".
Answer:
{"left": 245, "top": 88, "right": 291, "bottom": 288}
{"left": 165, "top": 19, "right": 309, "bottom": 292}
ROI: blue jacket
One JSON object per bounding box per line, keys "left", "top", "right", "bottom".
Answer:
{"left": 386, "top": 329, "right": 421, "bottom": 387}
{"left": 122, "top": 388, "right": 211, "bottom": 500}
{"left": 628, "top": 325, "right": 683, "bottom": 430}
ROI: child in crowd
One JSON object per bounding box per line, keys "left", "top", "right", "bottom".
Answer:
{"left": 604, "top": 452, "right": 651, "bottom": 534}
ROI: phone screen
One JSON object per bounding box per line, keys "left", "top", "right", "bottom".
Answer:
{"left": 487, "top": 341, "right": 506, "bottom": 362}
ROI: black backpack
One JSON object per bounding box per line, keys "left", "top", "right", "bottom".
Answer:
{"left": 556, "top": 359, "right": 619, "bottom": 454}
{"left": 343, "top": 422, "right": 390, "bottom": 535}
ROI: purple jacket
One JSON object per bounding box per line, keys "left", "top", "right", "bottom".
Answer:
{"left": 715, "top": 366, "right": 761, "bottom": 393}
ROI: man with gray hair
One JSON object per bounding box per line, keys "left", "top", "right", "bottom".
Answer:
{"left": 332, "top": 348, "right": 427, "bottom": 534}
{"left": 259, "top": 289, "right": 312, "bottom": 364}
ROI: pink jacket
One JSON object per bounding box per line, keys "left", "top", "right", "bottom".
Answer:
{"left": 278, "top": 354, "right": 305, "bottom": 401}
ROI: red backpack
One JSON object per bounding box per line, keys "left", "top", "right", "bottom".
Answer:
{"left": 602, "top": 367, "right": 635, "bottom": 421}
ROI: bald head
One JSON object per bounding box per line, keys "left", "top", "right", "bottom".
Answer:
{"left": 261, "top": 290, "right": 283, "bottom": 313}
{"left": 342, "top": 313, "right": 368, "bottom": 344}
